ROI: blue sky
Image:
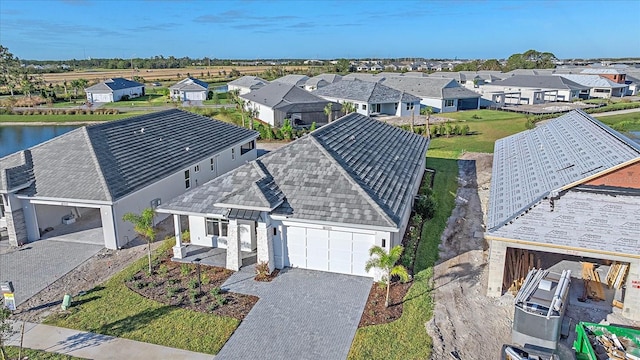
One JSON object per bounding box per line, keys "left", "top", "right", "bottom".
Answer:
{"left": 1, "top": 0, "right": 639, "bottom": 60}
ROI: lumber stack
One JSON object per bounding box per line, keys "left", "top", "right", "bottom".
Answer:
{"left": 606, "top": 262, "right": 629, "bottom": 290}
{"left": 581, "top": 262, "right": 606, "bottom": 302}
{"left": 504, "top": 249, "right": 541, "bottom": 293}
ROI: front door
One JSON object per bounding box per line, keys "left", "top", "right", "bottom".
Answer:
{"left": 238, "top": 221, "right": 256, "bottom": 251}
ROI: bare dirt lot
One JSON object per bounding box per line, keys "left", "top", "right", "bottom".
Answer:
{"left": 426, "top": 153, "right": 639, "bottom": 360}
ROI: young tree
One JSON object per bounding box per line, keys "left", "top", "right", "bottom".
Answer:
{"left": 342, "top": 101, "right": 356, "bottom": 115}
{"left": 123, "top": 208, "right": 156, "bottom": 274}
{"left": 422, "top": 106, "right": 433, "bottom": 138}
{"left": 0, "top": 45, "right": 20, "bottom": 97}
{"left": 324, "top": 102, "right": 333, "bottom": 123}
{"left": 365, "top": 245, "right": 410, "bottom": 307}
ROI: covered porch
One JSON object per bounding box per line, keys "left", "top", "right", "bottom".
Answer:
{"left": 171, "top": 245, "right": 257, "bottom": 268}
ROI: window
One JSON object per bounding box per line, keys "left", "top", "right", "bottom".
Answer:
{"left": 184, "top": 170, "right": 190, "bottom": 189}
{"left": 194, "top": 165, "right": 200, "bottom": 172}
{"left": 273, "top": 227, "right": 277, "bottom": 236}
{"left": 0, "top": 196, "right": 4, "bottom": 218}
{"left": 241, "top": 140, "right": 255, "bottom": 155}
{"left": 150, "top": 198, "right": 161, "bottom": 209}
{"left": 210, "top": 157, "right": 216, "bottom": 172}
{"left": 382, "top": 239, "right": 386, "bottom": 248}
{"left": 394, "top": 103, "right": 398, "bottom": 111}
{"left": 355, "top": 103, "right": 360, "bottom": 109}
{"left": 444, "top": 99, "right": 455, "bottom": 107}
{"left": 362, "top": 104, "right": 367, "bottom": 110}
{"left": 406, "top": 102, "right": 414, "bottom": 110}
{"left": 206, "top": 218, "right": 229, "bottom": 237}
{"left": 231, "top": 148, "right": 235, "bottom": 160}
{"left": 373, "top": 104, "right": 380, "bottom": 113}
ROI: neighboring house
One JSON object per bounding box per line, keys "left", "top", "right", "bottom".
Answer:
{"left": 481, "top": 75, "right": 589, "bottom": 105}
{"left": 313, "top": 79, "right": 421, "bottom": 117}
{"left": 227, "top": 76, "right": 269, "bottom": 95}
{"left": 342, "top": 73, "right": 385, "bottom": 82}
{"left": 272, "top": 74, "right": 310, "bottom": 88}
{"left": 158, "top": 113, "right": 429, "bottom": 278}
{"left": 240, "top": 82, "right": 341, "bottom": 127}
{"left": 580, "top": 68, "right": 627, "bottom": 84}
{"left": 0, "top": 109, "right": 258, "bottom": 249}
{"left": 485, "top": 110, "right": 640, "bottom": 321}
{"left": 557, "top": 74, "right": 628, "bottom": 98}
{"left": 624, "top": 75, "right": 640, "bottom": 96}
{"left": 85, "top": 78, "right": 145, "bottom": 103}
{"left": 169, "top": 77, "right": 209, "bottom": 102}
{"left": 304, "top": 74, "right": 342, "bottom": 91}
{"left": 381, "top": 76, "right": 481, "bottom": 113}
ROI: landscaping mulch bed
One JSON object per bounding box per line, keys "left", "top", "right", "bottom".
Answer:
{"left": 125, "top": 250, "right": 257, "bottom": 320}
{"left": 358, "top": 280, "right": 413, "bottom": 327}
{"left": 255, "top": 269, "right": 280, "bottom": 282}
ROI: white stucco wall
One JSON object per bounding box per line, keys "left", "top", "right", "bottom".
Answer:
{"left": 420, "top": 98, "right": 444, "bottom": 113}
{"left": 228, "top": 85, "right": 252, "bottom": 95}
{"left": 34, "top": 204, "right": 92, "bottom": 230}
{"left": 244, "top": 101, "right": 275, "bottom": 126}
{"left": 112, "top": 86, "right": 145, "bottom": 102}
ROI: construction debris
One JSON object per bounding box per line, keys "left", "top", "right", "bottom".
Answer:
{"left": 504, "top": 249, "right": 541, "bottom": 293}
{"left": 605, "top": 262, "right": 629, "bottom": 290}
{"left": 574, "top": 322, "right": 640, "bottom": 360}
{"left": 581, "top": 262, "right": 606, "bottom": 302}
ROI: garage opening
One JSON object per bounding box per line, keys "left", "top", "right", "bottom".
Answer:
{"left": 457, "top": 98, "right": 479, "bottom": 110}
{"left": 503, "top": 247, "right": 629, "bottom": 322}
{"left": 36, "top": 204, "right": 104, "bottom": 245}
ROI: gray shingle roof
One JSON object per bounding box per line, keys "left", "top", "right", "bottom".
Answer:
{"left": 313, "top": 79, "right": 421, "bottom": 104}
{"left": 85, "top": 78, "right": 144, "bottom": 92}
{"left": 227, "top": 76, "right": 269, "bottom": 89}
{"left": 581, "top": 68, "right": 625, "bottom": 75}
{"left": 272, "top": 74, "right": 309, "bottom": 87}
{"left": 160, "top": 113, "right": 429, "bottom": 229}
{"left": 1, "top": 109, "right": 258, "bottom": 202}
{"left": 381, "top": 77, "right": 480, "bottom": 100}
{"left": 0, "top": 151, "right": 34, "bottom": 192}
{"left": 169, "top": 77, "right": 209, "bottom": 91}
{"left": 240, "top": 82, "right": 332, "bottom": 110}
{"left": 490, "top": 75, "right": 590, "bottom": 90}
{"left": 487, "top": 110, "right": 640, "bottom": 231}
{"left": 309, "top": 73, "right": 343, "bottom": 84}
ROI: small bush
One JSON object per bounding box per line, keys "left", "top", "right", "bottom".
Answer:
{"left": 157, "top": 264, "right": 169, "bottom": 277}
{"left": 167, "top": 286, "right": 179, "bottom": 297}
{"left": 415, "top": 195, "right": 436, "bottom": 219}
{"left": 189, "top": 290, "right": 198, "bottom": 304}
{"left": 121, "top": 95, "right": 130, "bottom": 101}
{"left": 181, "top": 230, "right": 190, "bottom": 243}
{"left": 255, "top": 261, "right": 270, "bottom": 280}
{"left": 135, "top": 282, "right": 146, "bottom": 289}
{"left": 188, "top": 278, "right": 199, "bottom": 290}
{"left": 210, "top": 287, "right": 222, "bottom": 296}
{"left": 214, "top": 294, "right": 227, "bottom": 306}
{"left": 180, "top": 263, "right": 191, "bottom": 276}
{"left": 208, "top": 304, "right": 218, "bottom": 312}
{"left": 201, "top": 273, "right": 210, "bottom": 285}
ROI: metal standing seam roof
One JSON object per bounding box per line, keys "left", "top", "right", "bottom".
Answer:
{"left": 313, "top": 80, "right": 421, "bottom": 104}
{"left": 489, "top": 75, "right": 590, "bottom": 90}
{"left": 159, "top": 113, "right": 429, "bottom": 229}
{"left": 556, "top": 74, "right": 627, "bottom": 89}
{"left": 169, "top": 77, "right": 209, "bottom": 91}
{"left": 1, "top": 109, "right": 258, "bottom": 202}
{"left": 487, "top": 109, "right": 640, "bottom": 231}
{"left": 84, "top": 78, "right": 144, "bottom": 92}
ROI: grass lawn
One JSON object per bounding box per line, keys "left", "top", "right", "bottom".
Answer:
{"left": 3, "top": 346, "right": 88, "bottom": 359}
{"left": 595, "top": 112, "right": 640, "bottom": 132}
{"left": 0, "top": 112, "right": 150, "bottom": 123}
{"left": 428, "top": 110, "right": 528, "bottom": 158}
{"left": 348, "top": 157, "right": 458, "bottom": 360}
{"left": 105, "top": 94, "right": 170, "bottom": 108}
{"left": 202, "top": 99, "right": 231, "bottom": 105}
{"left": 43, "top": 240, "right": 239, "bottom": 355}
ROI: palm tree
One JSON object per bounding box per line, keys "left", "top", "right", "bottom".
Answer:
{"left": 123, "top": 208, "right": 156, "bottom": 274}
{"left": 365, "top": 245, "right": 410, "bottom": 307}
{"left": 342, "top": 101, "right": 356, "bottom": 115}
{"left": 324, "top": 102, "right": 333, "bottom": 123}
{"left": 246, "top": 104, "right": 259, "bottom": 130}
{"left": 423, "top": 106, "right": 434, "bottom": 138}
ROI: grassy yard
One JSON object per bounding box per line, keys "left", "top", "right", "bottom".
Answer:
{"left": 3, "top": 346, "right": 88, "bottom": 359}
{"left": 0, "top": 112, "right": 150, "bottom": 123}
{"left": 595, "top": 112, "right": 640, "bottom": 132}
{"left": 43, "top": 240, "right": 239, "bottom": 355}
{"left": 105, "top": 94, "right": 170, "bottom": 108}
{"left": 428, "top": 110, "right": 528, "bottom": 158}
{"left": 348, "top": 157, "right": 458, "bottom": 360}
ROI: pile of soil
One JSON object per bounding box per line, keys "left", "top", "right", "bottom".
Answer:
{"left": 125, "top": 250, "right": 257, "bottom": 320}
{"left": 358, "top": 281, "right": 412, "bottom": 328}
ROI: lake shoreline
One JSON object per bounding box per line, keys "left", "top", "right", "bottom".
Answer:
{"left": 0, "top": 121, "right": 107, "bottom": 126}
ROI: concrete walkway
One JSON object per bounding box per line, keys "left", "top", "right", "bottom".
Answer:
{"left": 217, "top": 267, "right": 372, "bottom": 360}
{"left": 592, "top": 107, "right": 640, "bottom": 117}
{"left": 7, "top": 322, "right": 213, "bottom": 360}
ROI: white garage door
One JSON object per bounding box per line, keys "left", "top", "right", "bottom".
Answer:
{"left": 274, "top": 226, "right": 374, "bottom": 277}
{"left": 91, "top": 93, "right": 112, "bottom": 102}
{"left": 185, "top": 91, "right": 206, "bottom": 101}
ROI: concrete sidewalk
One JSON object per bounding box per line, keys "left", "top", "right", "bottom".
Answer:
{"left": 7, "top": 322, "right": 213, "bottom": 360}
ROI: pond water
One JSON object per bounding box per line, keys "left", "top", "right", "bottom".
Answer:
{"left": 0, "top": 125, "right": 79, "bottom": 158}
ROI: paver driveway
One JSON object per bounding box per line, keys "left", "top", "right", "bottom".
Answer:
{"left": 218, "top": 267, "right": 372, "bottom": 360}
{"left": 0, "top": 239, "right": 103, "bottom": 306}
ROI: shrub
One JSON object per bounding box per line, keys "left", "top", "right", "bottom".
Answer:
{"left": 255, "top": 261, "right": 270, "bottom": 280}
{"left": 210, "top": 287, "right": 222, "bottom": 296}
{"left": 214, "top": 294, "right": 227, "bottom": 306}
{"left": 181, "top": 230, "right": 190, "bottom": 243}
{"left": 188, "top": 278, "right": 199, "bottom": 290}
{"left": 135, "top": 282, "right": 146, "bottom": 289}
{"left": 415, "top": 195, "right": 436, "bottom": 219}
{"left": 189, "top": 290, "right": 198, "bottom": 304}
{"left": 461, "top": 124, "right": 470, "bottom": 136}
{"left": 121, "top": 95, "right": 130, "bottom": 101}
{"left": 180, "top": 263, "right": 191, "bottom": 276}
{"left": 208, "top": 304, "right": 218, "bottom": 312}
{"left": 157, "top": 264, "right": 169, "bottom": 277}
{"left": 167, "top": 286, "right": 179, "bottom": 297}
{"left": 471, "top": 114, "right": 481, "bottom": 119}
{"left": 201, "top": 273, "right": 210, "bottom": 285}
{"left": 411, "top": 214, "right": 423, "bottom": 227}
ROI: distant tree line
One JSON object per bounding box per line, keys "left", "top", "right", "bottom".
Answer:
{"left": 453, "top": 49, "right": 558, "bottom": 72}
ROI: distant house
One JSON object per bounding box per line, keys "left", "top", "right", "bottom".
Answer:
{"left": 580, "top": 68, "right": 627, "bottom": 84}
{"left": 0, "top": 109, "right": 258, "bottom": 250}
{"left": 557, "top": 74, "right": 628, "bottom": 99}
{"left": 272, "top": 74, "right": 310, "bottom": 88}
{"left": 240, "top": 82, "right": 341, "bottom": 127}
{"left": 227, "top": 76, "right": 269, "bottom": 95}
{"left": 381, "top": 76, "right": 481, "bottom": 113}
{"left": 169, "top": 77, "right": 209, "bottom": 102}
{"left": 481, "top": 75, "right": 589, "bottom": 105}
{"left": 313, "top": 79, "right": 420, "bottom": 117}
{"left": 85, "top": 78, "right": 145, "bottom": 103}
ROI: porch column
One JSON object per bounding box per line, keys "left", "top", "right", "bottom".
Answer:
{"left": 226, "top": 219, "right": 242, "bottom": 271}
{"left": 172, "top": 214, "right": 187, "bottom": 259}
{"left": 486, "top": 239, "right": 508, "bottom": 297}
{"left": 623, "top": 259, "right": 640, "bottom": 321}
{"left": 256, "top": 222, "right": 274, "bottom": 273}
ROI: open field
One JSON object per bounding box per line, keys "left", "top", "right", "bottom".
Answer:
{"left": 40, "top": 66, "right": 316, "bottom": 85}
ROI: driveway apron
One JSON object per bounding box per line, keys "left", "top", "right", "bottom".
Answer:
{"left": 217, "top": 267, "right": 372, "bottom": 360}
